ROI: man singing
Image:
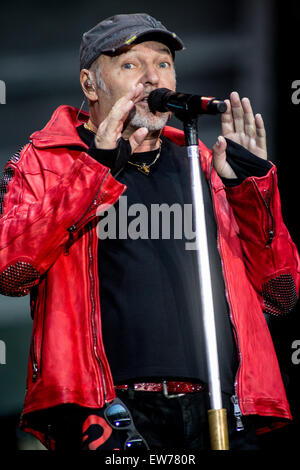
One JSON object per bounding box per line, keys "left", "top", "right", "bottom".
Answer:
{"left": 0, "top": 13, "right": 299, "bottom": 450}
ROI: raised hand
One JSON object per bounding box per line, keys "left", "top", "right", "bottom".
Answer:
{"left": 212, "top": 91, "right": 267, "bottom": 179}
{"left": 94, "top": 83, "right": 149, "bottom": 153}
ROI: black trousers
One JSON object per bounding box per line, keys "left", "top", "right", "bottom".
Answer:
{"left": 115, "top": 388, "right": 260, "bottom": 450}
{"left": 51, "top": 388, "right": 260, "bottom": 450}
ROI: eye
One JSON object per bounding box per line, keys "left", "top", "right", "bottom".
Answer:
{"left": 159, "top": 62, "right": 170, "bottom": 68}
{"left": 122, "top": 63, "right": 135, "bottom": 69}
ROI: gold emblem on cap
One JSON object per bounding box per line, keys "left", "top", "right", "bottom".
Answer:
{"left": 125, "top": 35, "right": 137, "bottom": 45}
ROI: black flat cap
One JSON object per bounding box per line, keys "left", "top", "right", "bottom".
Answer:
{"left": 80, "top": 13, "right": 184, "bottom": 70}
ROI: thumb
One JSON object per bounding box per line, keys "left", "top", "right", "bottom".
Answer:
{"left": 212, "top": 136, "right": 238, "bottom": 179}
{"left": 212, "top": 135, "right": 227, "bottom": 158}
{"left": 212, "top": 135, "right": 227, "bottom": 175}
{"left": 129, "top": 127, "right": 149, "bottom": 153}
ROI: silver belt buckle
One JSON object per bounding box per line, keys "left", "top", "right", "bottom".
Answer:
{"left": 162, "top": 381, "right": 185, "bottom": 399}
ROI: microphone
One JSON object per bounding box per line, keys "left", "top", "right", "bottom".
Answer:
{"left": 148, "top": 88, "right": 227, "bottom": 116}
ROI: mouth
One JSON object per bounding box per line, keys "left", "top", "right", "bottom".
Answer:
{"left": 136, "top": 96, "right": 151, "bottom": 111}
{"left": 138, "top": 95, "right": 149, "bottom": 104}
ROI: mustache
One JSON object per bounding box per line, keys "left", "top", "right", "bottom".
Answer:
{"left": 137, "top": 88, "right": 157, "bottom": 102}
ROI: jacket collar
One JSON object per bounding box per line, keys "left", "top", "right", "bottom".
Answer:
{"left": 29, "top": 105, "right": 212, "bottom": 178}
{"left": 30, "top": 105, "right": 90, "bottom": 149}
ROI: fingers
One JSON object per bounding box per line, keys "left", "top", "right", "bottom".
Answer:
{"left": 129, "top": 127, "right": 149, "bottom": 153}
{"left": 241, "top": 97, "right": 256, "bottom": 138}
{"left": 229, "top": 92, "right": 245, "bottom": 133}
{"left": 229, "top": 92, "right": 257, "bottom": 138}
{"left": 106, "top": 83, "right": 143, "bottom": 128}
{"left": 221, "top": 94, "right": 256, "bottom": 137}
{"left": 222, "top": 92, "right": 267, "bottom": 150}
{"left": 221, "top": 99, "right": 235, "bottom": 135}
{"left": 255, "top": 113, "right": 267, "bottom": 159}
{"left": 95, "top": 84, "right": 144, "bottom": 149}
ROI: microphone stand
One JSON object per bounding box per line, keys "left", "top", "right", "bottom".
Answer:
{"left": 176, "top": 111, "right": 229, "bottom": 450}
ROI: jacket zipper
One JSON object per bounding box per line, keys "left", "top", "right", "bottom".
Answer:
{"left": 251, "top": 170, "right": 275, "bottom": 248}
{"left": 31, "top": 338, "right": 39, "bottom": 382}
{"left": 88, "top": 228, "right": 107, "bottom": 403}
{"left": 30, "top": 295, "right": 40, "bottom": 382}
{"left": 66, "top": 169, "right": 114, "bottom": 403}
{"left": 65, "top": 169, "right": 111, "bottom": 254}
{"left": 209, "top": 163, "right": 244, "bottom": 432}
{"left": 231, "top": 395, "right": 244, "bottom": 431}
{"left": 30, "top": 285, "right": 46, "bottom": 382}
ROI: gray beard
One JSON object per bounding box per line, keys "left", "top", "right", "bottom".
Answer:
{"left": 129, "top": 108, "right": 170, "bottom": 131}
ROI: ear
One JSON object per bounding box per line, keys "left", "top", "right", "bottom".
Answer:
{"left": 80, "top": 69, "right": 98, "bottom": 102}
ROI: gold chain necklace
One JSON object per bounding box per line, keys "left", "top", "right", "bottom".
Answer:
{"left": 84, "top": 121, "right": 96, "bottom": 133}
{"left": 127, "top": 140, "right": 162, "bottom": 175}
{"left": 84, "top": 122, "right": 161, "bottom": 175}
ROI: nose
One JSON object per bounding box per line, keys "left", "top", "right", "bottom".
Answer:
{"left": 141, "top": 65, "right": 160, "bottom": 87}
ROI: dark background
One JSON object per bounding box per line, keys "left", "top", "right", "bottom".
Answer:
{"left": 0, "top": 0, "right": 299, "bottom": 451}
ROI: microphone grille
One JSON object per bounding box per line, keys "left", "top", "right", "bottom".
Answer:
{"left": 148, "top": 88, "right": 171, "bottom": 113}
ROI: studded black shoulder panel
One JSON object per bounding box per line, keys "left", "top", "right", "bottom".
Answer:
{"left": 0, "top": 261, "right": 40, "bottom": 297}
{"left": 262, "top": 274, "right": 298, "bottom": 315}
{"left": 0, "top": 146, "right": 25, "bottom": 216}
{"left": 0, "top": 167, "right": 14, "bottom": 215}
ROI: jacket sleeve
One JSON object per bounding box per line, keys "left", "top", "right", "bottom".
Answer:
{"left": 0, "top": 144, "right": 124, "bottom": 297}
{"left": 224, "top": 165, "right": 300, "bottom": 316}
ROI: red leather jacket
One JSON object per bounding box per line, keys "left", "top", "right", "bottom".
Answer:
{"left": 0, "top": 105, "right": 299, "bottom": 446}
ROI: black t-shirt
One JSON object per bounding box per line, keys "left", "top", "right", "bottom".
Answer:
{"left": 77, "top": 124, "right": 244, "bottom": 394}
